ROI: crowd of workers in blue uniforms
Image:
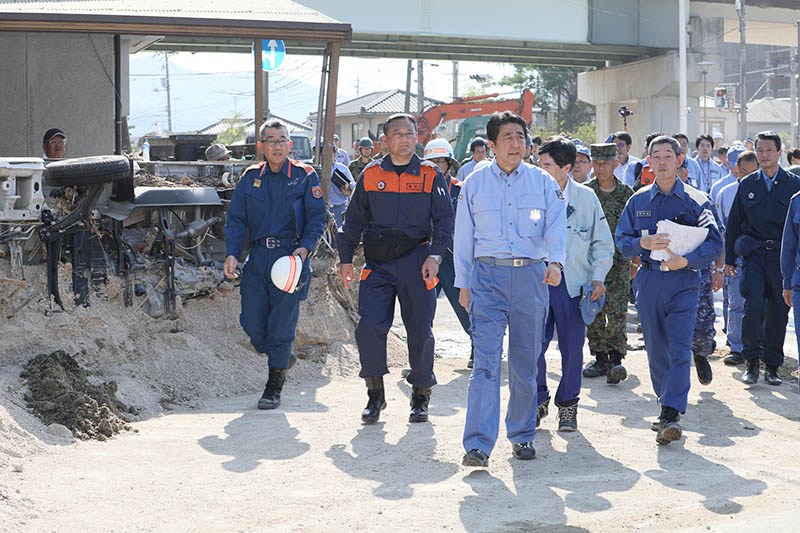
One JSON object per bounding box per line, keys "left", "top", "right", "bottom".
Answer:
{"left": 222, "top": 110, "right": 800, "bottom": 469}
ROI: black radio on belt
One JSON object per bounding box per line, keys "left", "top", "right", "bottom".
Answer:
{"left": 363, "top": 228, "right": 427, "bottom": 263}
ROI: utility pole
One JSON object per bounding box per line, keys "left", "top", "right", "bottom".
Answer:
{"left": 737, "top": 0, "right": 747, "bottom": 141}
{"left": 417, "top": 60, "right": 424, "bottom": 114}
{"left": 452, "top": 61, "right": 459, "bottom": 99}
{"left": 679, "top": 0, "right": 688, "bottom": 135}
{"left": 404, "top": 60, "right": 412, "bottom": 113}
{"left": 163, "top": 52, "right": 173, "bottom": 133}
{"left": 794, "top": 21, "right": 800, "bottom": 148}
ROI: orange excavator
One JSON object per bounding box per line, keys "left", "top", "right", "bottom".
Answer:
{"left": 416, "top": 88, "right": 535, "bottom": 149}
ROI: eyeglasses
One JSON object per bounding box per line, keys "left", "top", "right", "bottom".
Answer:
{"left": 260, "top": 138, "right": 289, "bottom": 147}
{"left": 47, "top": 139, "right": 67, "bottom": 146}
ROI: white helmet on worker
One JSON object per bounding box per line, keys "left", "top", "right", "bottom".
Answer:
{"left": 423, "top": 138, "right": 458, "bottom": 166}
{"left": 270, "top": 255, "right": 304, "bottom": 294}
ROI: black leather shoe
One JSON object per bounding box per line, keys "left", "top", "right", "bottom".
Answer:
{"left": 536, "top": 397, "right": 550, "bottom": 428}
{"left": 764, "top": 365, "right": 782, "bottom": 386}
{"left": 742, "top": 358, "right": 759, "bottom": 384}
{"left": 694, "top": 354, "right": 713, "bottom": 385}
{"left": 409, "top": 387, "right": 431, "bottom": 423}
{"left": 362, "top": 376, "right": 386, "bottom": 424}
{"left": 512, "top": 442, "right": 536, "bottom": 460}
{"left": 655, "top": 406, "right": 683, "bottom": 445}
{"left": 258, "top": 368, "right": 286, "bottom": 410}
{"left": 462, "top": 449, "right": 489, "bottom": 467}
{"left": 582, "top": 354, "right": 609, "bottom": 378}
{"left": 724, "top": 352, "right": 745, "bottom": 366}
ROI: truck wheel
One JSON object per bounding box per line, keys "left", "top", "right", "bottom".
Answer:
{"left": 45, "top": 156, "right": 131, "bottom": 187}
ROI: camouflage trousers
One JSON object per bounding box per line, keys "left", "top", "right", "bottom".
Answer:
{"left": 587, "top": 261, "right": 629, "bottom": 357}
{"left": 692, "top": 264, "right": 717, "bottom": 356}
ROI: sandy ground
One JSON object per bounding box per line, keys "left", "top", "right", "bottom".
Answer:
{"left": 2, "top": 290, "right": 800, "bottom": 532}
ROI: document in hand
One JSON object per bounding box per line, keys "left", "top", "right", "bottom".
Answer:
{"left": 649, "top": 219, "right": 708, "bottom": 261}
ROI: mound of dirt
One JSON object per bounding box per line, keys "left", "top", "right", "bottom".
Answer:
{"left": 21, "top": 351, "right": 137, "bottom": 441}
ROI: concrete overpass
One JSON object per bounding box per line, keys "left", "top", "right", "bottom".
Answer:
{"left": 145, "top": 0, "right": 799, "bottom": 150}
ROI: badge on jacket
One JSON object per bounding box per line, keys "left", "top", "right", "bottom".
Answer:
{"left": 254, "top": 178, "right": 262, "bottom": 188}
{"left": 312, "top": 186, "right": 323, "bottom": 198}
{"left": 748, "top": 192, "right": 754, "bottom": 199}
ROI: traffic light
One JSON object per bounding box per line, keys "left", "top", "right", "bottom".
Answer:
{"left": 715, "top": 86, "right": 727, "bottom": 109}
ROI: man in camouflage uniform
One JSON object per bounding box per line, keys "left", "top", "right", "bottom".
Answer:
{"left": 349, "top": 137, "right": 374, "bottom": 181}
{"left": 676, "top": 172, "right": 721, "bottom": 386}
{"left": 584, "top": 143, "right": 634, "bottom": 384}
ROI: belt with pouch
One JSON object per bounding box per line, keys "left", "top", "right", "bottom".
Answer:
{"left": 476, "top": 257, "right": 542, "bottom": 267}
{"left": 639, "top": 260, "right": 697, "bottom": 273}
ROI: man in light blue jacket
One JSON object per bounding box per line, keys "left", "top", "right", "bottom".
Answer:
{"left": 536, "top": 137, "right": 614, "bottom": 431}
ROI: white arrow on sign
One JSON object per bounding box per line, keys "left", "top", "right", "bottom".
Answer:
{"left": 266, "top": 40, "right": 278, "bottom": 70}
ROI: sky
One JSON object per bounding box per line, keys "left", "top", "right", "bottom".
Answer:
{"left": 128, "top": 50, "right": 516, "bottom": 136}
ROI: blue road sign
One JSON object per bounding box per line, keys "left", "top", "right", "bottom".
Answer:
{"left": 262, "top": 40, "right": 286, "bottom": 71}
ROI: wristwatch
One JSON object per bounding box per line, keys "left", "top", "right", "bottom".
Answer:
{"left": 714, "top": 267, "right": 724, "bottom": 273}
{"left": 660, "top": 262, "right": 670, "bottom": 272}
{"left": 429, "top": 255, "right": 443, "bottom": 265}
{"left": 550, "top": 262, "right": 563, "bottom": 271}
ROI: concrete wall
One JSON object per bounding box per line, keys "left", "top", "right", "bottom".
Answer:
{"left": 0, "top": 32, "right": 116, "bottom": 158}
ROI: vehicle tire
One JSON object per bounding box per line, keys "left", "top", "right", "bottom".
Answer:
{"left": 45, "top": 155, "right": 131, "bottom": 187}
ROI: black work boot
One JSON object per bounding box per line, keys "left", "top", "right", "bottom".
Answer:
{"left": 724, "top": 351, "right": 745, "bottom": 366}
{"left": 742, "top": 358, "right": 759, "bottom": 384}
{"left": 467, "top": 340, "right": 474, "bottom": 369}
{"left": 536, "top": 397, "right": 550, "bottom": 428}
{"left": 764, "top": 365, "right": 782, "bottom": 386}
{"left": 693, "top": 353, "right": 713, "bottom": 385}
{"left": 258, "top": 368, "right": 286, "bottom": 410}
{"left": 606, "top": 352, "right": 628, "bottom": 384}
{"left": 655, "top": 406, "right": 683, "bottom": 445}
{"left": 409, "top": 387, "right": 431, "bottom": 423}
{"left": 361, "top": 376, "right": 386, "bottom": 424}
{"left": 583, "top": 353, "right": 609, "bottom": 378}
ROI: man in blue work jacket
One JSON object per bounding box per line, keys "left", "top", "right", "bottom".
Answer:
{"left": 223, "top": 119, "right": 326, "bottom": 410}
{"left": 536, "top": 137, "right": 614, "bottom": 432}
{"left": 455, "top": 112, "right": 567, "bottom": 467}
{"left": 779, "top": 186, "right": 800, "bottom": 393}
{"left": 725, "top": 131, "right": 800, "bottom": 386}
{"left": 338, "top": 113, "right": 455, "bottom": 425}
{"left": 616, "top": 135, "right": 722, "bottom": 445}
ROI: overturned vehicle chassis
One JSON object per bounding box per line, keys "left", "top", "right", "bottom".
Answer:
{"left": 1, "top": 156, "right": 229, "bottom": 318}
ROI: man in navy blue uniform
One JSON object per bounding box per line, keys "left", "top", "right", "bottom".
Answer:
{"left": 616, "top": 135, "right": 722, "bottom": 445}
{"left": 223, "top": 119, "right": 326, "bottom": 410}
{"left": 338, "top": 113, "right": 455, "bottom": 425}
{"left": 724, "top": 131, "right": 800, "bottom": 386}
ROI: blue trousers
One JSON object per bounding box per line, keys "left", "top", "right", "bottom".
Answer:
{"left": 463, "top": 260, "right": 547, "bottom": 456}
{"left": 239, "top": 246, "right": 309, "bottom": 369}
{"left": 436, "top": 248, "right": 471, "bottom": 335}
{"left": 355, "top": 245, "right": 437, "bottom": 388}
{"left": 330, "top": 203, "right": 346, "bottom": 231}
{"left": 635, "top": 268, "right": 699, "bottom": 414}
{"left": 536, "top": 277, "right": 585, "bottom": 407}
{"left": 792, "top": 292, "right": 800, "bottom": 392}
{"left": 740, "top": 250, "right": 788, "bottom": 366}
{"left": 726, "top": 259, "right": 744, "bottom": 353}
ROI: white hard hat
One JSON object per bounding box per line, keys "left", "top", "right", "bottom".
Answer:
{"left": 271, "top": 255, "right": 304, "bottom": 293}
{"left": 423, "top": 138, "right": 457, "bottom": 165}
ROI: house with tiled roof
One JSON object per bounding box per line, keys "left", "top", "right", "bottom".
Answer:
{"left": 307, "top": 89, "right": 444, "bottom": 152}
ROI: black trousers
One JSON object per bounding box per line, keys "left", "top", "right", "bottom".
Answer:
{"left": 740, "top": 249, "right": 788, "bottom": 366}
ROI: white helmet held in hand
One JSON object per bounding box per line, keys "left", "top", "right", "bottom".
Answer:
{"left": 271, "top": 255, "right": 303, "bottom": 293}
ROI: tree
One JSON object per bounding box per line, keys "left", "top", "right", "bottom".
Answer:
{"left": 216, "top": 113, "right": 248, "bottom": 146}
{"left": 501, "top": 66, "right": 595, "bottom": 133}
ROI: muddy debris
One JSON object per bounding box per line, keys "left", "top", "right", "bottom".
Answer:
{"left": 21, "top": 351, "right": 138, "bottom": 441}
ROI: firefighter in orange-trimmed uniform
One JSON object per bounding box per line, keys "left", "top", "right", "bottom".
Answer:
{"left": 338, "top": 114, "right": 455, "bottom": 425}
